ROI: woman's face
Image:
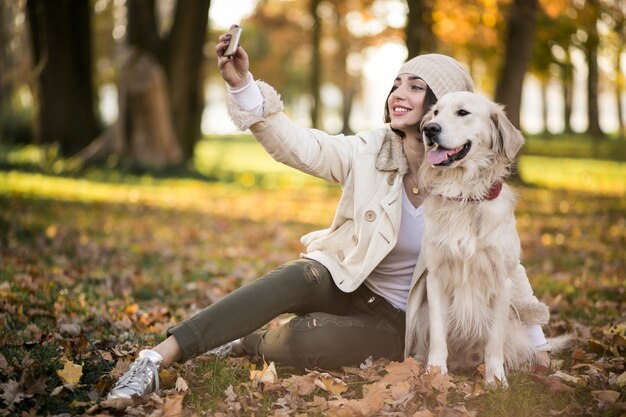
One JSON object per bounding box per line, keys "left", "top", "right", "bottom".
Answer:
{"left": 387, "top": 74, "right": 428, "bottom": 138}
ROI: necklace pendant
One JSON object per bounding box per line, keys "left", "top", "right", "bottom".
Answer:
{"left": 412, "top": 186, "right": 419, "bottom": 195}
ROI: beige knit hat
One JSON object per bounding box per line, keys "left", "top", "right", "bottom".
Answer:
{"left": 397, "top": 54, "right": 473, "bottom": 99}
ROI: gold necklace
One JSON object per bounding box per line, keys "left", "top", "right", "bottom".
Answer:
{"left": 405, "top": 174, "right": 420, "bottom": 195}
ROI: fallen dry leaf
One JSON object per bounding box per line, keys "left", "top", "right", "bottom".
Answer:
{"left": 412, "top": 410, "right": 435, "bottom": 417}
{"left": 56, "top": 360, "right": 83, "bottom": 387}
{"left": 162, "top": 393, "right": 184, "bottom": 417}
{"left": 313, "top": 372, "right": 348, "bottom": 395}
{"left": 250, "top": 361, "right": 277, "bottom": 384}
{"left": 0, "top": 379, "right": 33, "bottom": 409}
{"left": 529, "top": 374, "right": 576, "bottom": 392}
{"left": 174, "top": 376, "right": 188, "bottom": 392}
{"left": 591, "top": 390, "right": 621, "bottom": 408}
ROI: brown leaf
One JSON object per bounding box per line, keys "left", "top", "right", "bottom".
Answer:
{"left": 591, "top": 390, "right": 621, "bottom": 408}
{"left": 0, "top": 379, "right": 33, "bottom": 409}
{"left": 283, "top": 374, "right": 317, "bottom": 396}
{"left": 162, "top": 393, "right": 184, "bottom": 417}
{"left": 529, "top": 374, "right": 575, "bottom": 392}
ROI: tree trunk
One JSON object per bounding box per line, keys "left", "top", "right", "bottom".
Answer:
{"left": 309, "top": 0, "right": 322, "bottom": 129}
{"left": 540, "top": 78, "right": 549, "bottom": 135}
{"left": 561, "top": 58, "right": 574, "bottom": 134}
{"left": 584, "top": 1, "right": 603, "bottom": 138}
{"left": 616, "top": 42, "right": 625, "bottom": 140}
{"left": 405, "top": 0, "right": 436, "bottom": 57}
{"left": 494, "top": 0, "right": 538, "bottom": 129}
{"left": 166, "top": 0, "right": 211, "bottom": 160}
{"left": 0, "top": 2, "right": 11, "bottom": 118}
{"left": 26, "top": 0, "right": 96, "bottom": 154}
{"left": 335, "top": 4, "right": 354, "bottom": 135}
{"left": 77, "top": 0, "right": 211, "bottom": 168}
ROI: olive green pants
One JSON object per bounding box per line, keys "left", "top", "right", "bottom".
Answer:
{"left": 167, "top": 259, "right": 405, "bottom": 369}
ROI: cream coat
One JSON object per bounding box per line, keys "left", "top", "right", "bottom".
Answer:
{"left": 227, "top": 80, "right": 549, "bottom": 361}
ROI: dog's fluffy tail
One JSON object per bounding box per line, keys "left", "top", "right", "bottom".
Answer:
{"left": 547, "top": 335, "right": 574, "bottom": 352}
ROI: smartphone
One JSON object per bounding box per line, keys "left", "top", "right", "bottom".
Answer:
{"left": 223, "top": 25, "right": 242, "bottom": 57}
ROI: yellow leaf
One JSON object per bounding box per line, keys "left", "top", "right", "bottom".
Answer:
{"left": 603, "top": 323, "right": 626, "bottom": 338}
{"left": 250, "top": 361, "right": 277, "bottom": 384}
{"left": 313, "top": 373, "right": 348, "bottom": 395}
{"left": 56, "top": 361, "right": 82, "bottom": 387}
{"left": 615, "top": 371, "right": 626, "bottom": 388}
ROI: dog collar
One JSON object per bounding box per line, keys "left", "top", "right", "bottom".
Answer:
{"left": 446, "top": 181, "right": 503, "bottom": 202}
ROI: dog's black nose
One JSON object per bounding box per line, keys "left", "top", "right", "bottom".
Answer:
{"left": 423, "top": 122, "right": 441, "bottom": 137}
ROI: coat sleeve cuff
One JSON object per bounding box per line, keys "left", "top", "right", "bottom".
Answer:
{"left": 226, "top": 80, "right": 285, "bottom": 131}
{"left": 514, "top": 301, "right": 550, "bottom": 325}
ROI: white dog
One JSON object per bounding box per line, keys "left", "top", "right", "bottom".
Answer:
{"left": 417, "top": 91, "right": 548, "bottom": 386}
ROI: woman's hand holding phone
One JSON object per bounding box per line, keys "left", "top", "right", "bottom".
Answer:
{"left": 216, "top": 25, "right": 250, "bottom": 89}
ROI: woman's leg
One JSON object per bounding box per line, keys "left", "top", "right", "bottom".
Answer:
{"left": 242, "top": 285, "right": 406, "bottom": 369}
{"left": 166, "top": 259, "right": 353, "bottom": 363}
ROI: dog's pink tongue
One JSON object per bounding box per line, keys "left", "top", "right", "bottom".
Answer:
{"left": 427, "top": 149, "right": 449, "bottom": 165}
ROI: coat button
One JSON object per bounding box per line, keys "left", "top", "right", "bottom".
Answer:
{"left": 387, "top": 173, "right": 397, "bottom": 185}
{"left": 337, "top": 250, "right": 345, "bottom": 262}
{"left": 365, "top": 210, "right": 376, "bottom": 222}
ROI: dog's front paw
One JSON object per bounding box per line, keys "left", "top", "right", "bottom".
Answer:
{"left": 426, "top": 361, "right": 448, "bottom": 375}
{"left": 484, "top": 362, "right": 507, "bottom": 388}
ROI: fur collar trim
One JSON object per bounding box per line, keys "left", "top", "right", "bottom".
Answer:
{"left": 226, "top": 80, "right": 285, "bottom": 131}
{"left": 375, "top": 130, "right": 409, "bottom": 176}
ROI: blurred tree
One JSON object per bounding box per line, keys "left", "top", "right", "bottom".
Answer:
{"left": 26, "top": 0, "right": 97, "bottom": 154}
{"left": 577, "top": 0, "right": 604, "bottom": 138}
{"left": 325, "top": 0, "right": 383, "bottom": 134}
{"left": 430, "top": 0, "right": 504, "bottom": 93}
{"left": 0, "top": 0, "right": 9, "bottom": 125}
{"left": 78, "top": 0, "right": 210, "bottom": 168}
{"left": 310, "top": 0, "right": 322, "bottom": 128}
{"left": 495, "top": 0, "right": 539, "bottom": 129}
{"left": 405, "top": 0, "right": 436, "bottom": 56}
{"left": 603, "top": 0, "right": 625, "bottom": 139}
{"left": 532, "top": 1, "right": 577, "bottom": 134}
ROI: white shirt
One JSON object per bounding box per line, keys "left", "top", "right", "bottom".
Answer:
{"left": 365, "top": 188, "right": 424, "bottom": 311}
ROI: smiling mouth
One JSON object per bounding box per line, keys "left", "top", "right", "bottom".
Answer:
{"left": 427, "top": 141, "right": 472, "bottom": 166}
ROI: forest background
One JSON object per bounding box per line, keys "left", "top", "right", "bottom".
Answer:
{"left": 0, "top": 0, "right": 625, "bottom": 416}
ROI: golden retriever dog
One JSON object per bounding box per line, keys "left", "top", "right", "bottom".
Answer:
{"left": 417, "top": 91, "right": 546, "bottom": 386}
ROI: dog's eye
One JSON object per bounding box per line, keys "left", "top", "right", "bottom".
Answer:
{"left": 457, "top": 109, "right": 470, "bottom": 117}
{"left": 433, "top": 110, "right": 439, "bottom": 116}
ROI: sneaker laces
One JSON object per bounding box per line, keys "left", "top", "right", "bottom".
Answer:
{"left": 112, "top": 357, "right": 159, "bottom": 396}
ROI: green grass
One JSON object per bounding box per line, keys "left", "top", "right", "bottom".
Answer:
{"left": 524, "top": 134, "right": 626, "bottom": 161}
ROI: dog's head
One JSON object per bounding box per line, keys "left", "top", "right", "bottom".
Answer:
{"left": 420, "top": 92, "right": 524, "bottom": 170}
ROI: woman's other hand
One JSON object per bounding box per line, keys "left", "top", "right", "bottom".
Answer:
{"left": 216, "top": 28, "right": 250, "bottom": 89}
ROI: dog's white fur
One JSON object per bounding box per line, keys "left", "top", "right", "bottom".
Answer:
{"left": 417, "top": 91, "right": 538, "bottom": 386}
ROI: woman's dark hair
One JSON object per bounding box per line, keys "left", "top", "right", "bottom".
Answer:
{"left": 384, "top": 85, "right": 438, "bottom": 138}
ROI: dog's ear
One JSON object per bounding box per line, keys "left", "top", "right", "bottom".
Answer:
{"left": 490, "top": 104, "right": 524, "bottom": 162}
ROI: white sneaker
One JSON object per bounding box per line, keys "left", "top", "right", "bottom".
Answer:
{"left": 107, "top": 357, "right": 159, "bottom": 399}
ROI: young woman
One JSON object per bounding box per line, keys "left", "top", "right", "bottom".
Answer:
{"left": 107, "top": 32, "right": 551, "bottom": 399}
